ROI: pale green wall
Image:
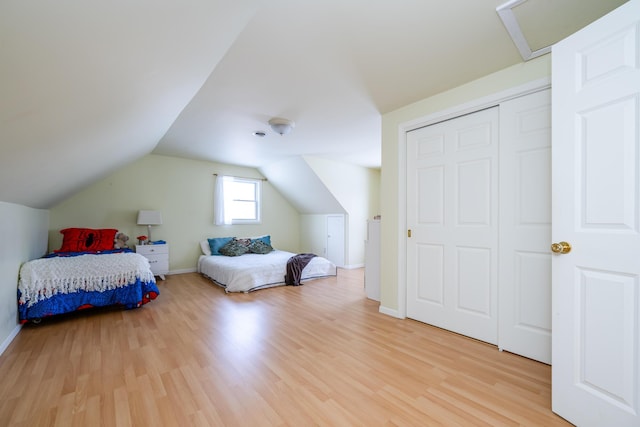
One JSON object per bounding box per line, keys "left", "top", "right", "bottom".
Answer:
{"left": 379, "top": 54, "right": 552, "bottom": 313}
{"left": 49, "top": 154, "right": 301, "bottom": 271}
{"left": 0, "top": 201, "right": 48, "bottom": 353}
{"left": 300, "top": 214, "right": 329, "bottom": 257}
{"left": 304, "top": 156, "right": 380, "bottom": 267}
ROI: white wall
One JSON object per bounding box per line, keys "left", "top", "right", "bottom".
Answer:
{"left": 49, "top": 154, "right": 301, "bottom": 272}
{"left": 0, "top": 202, "right": 48, "bottom": 354}
{"left": 380, "top": 54, "right": 552, "bottom": 313}
{"left": 300, "top": 214, "right": 330, "bottom": 257}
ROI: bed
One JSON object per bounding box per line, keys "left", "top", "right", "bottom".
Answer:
{"left": 17, "top": 228, "right": 160, "bottom": 323}
{"left": 197, "top": 236, "right": 337, "bottom": 293}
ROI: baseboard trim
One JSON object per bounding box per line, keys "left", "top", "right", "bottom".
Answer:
{"left": 168, "top": 268, "right": 197, "bottom": 275}
{"left": 339, "top": 264, "right": 364, "bottom": 270}
{"left": 379, "top": 305, "right": 403, "bottom": 319}
{"left": 0, "top": 324, "right": 22, "bottom": 356}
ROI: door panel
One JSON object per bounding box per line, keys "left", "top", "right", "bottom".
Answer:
{"left": 456, "top": 246, "right": 491, "bottom": 316}
{"left": 418, "top": 166, "right": 444, "bottom": 224}
{"left": 552, "top": 1, "right": 640, "bottom": 425}
{"left": 498, "top": 88, "right": 552, "bottom": 363}
{"left": 416, "top": 244, "right": 444, "bottom": 304}
{"left": 326, "top": 215, "right": 345, "bottom": 267}
{"left": 579, "top": 268, "right": 636, "bottom": 407}
{"left": 581, "top": 97, "right": 636, "bottom": 230}
{"left": 457, "top": 159, "right": 492, "bottom": 225}
{"left": 407, "top": 107, "right": 499, "bottom": 345}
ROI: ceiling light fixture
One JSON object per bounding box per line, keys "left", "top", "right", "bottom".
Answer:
{"left": 268, "top": 118, "right": 295, "bottom": 135}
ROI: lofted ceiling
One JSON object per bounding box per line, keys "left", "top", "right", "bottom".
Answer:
{"left": 0, "top": 0, "right": 626, "bottom": 209}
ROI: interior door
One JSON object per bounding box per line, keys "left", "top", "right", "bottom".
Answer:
{"left": 551, "top": 1, "right": 640, "bottom": 425}
{"left": 365, "top": 219, "right": 381, "bottom": 301}
{"left": 326, "top": 214, "right": 345, "bottom": 267}
{"left": 498, "top": 89, "right": 552, "bottom": 364}
{"left": 406, "top": 107, "right": 499, "bottom": 344}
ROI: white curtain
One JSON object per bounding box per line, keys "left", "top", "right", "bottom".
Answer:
{"left": 214, "top": 175, "right": 233, "bottom": 225}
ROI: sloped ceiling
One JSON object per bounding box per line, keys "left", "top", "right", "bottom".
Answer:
{"left": 0, "top": 0, "right": 627, "bottom": 209}
{"left": 0, "top": 1, "right": 258, "bottom": 209}
{"left": 260, "top": 157, "right": 344, "bottom": 215}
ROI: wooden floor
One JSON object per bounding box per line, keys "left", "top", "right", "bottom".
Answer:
{"left": 0, "top": 269, "right": 572, "bottom": 426}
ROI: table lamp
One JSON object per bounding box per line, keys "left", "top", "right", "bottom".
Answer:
{"left": 137, "top": 210, "right": 162, "bottom": 243}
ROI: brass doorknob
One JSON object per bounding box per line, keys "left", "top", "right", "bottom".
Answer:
{"left": 551, "top": 241, "right": 572, "bottom": 254}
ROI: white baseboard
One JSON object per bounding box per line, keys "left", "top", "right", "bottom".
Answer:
{"left": 339, "top": 264, "right": 364, "bottom": 270}
{"left": 379, "top": 305, "right": 403, "bottom": 319}
{"left": 167, "top": 268, "right": 197, "bottom": 275}
{"left": 0, "top": 324, "right": 22, "bottom": 356}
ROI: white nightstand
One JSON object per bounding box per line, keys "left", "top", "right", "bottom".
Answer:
{"left": 135, "top": 244, "right": 169, "bottom": 280}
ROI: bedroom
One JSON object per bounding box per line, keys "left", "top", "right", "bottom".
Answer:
{"left": 1, "top": 1, "right": 638, "bottom": 425}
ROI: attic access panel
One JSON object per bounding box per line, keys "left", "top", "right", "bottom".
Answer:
{"left": 497, "top": 0, "right": 628, "bottom": 61}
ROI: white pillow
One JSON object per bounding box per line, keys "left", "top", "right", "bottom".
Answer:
{"left": 200, "top": 240, "right": 212, "bottom": 256}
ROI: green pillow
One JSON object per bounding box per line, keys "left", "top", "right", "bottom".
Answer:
{"left": 252, "top": 235, "right": 271, "bottom": 246}
{"left": 219, "top": 239, "right": 249, "bottom": 257}
{"left": 248, "top": 239, "right": 273, "bottom": 254}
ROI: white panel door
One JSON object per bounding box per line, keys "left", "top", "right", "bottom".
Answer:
{"left": 365, "top": 219, "right": 381, "bottom": 301}
{"left": 499, "top": 89, "right": 552, "bottom": 364}
{"left": 407, "top": 107, "right": 499, "bottom": 344}
{"left": 552, "top": 1, "right": 640, "bottom": 425}
{"left": 327, "top": 215, "right": 345, "bottom": 267}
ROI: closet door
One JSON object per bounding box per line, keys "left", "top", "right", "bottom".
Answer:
{"left": 326, "top": 215, "right": 345, "bottom": 267}
{"left": 498, "top": 89, "right": 552, "bottom": 364}
{"left": 406, "top": 107, "right": 499, "bottom": 344}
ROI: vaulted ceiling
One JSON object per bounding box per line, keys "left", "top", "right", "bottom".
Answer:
{"left": 0, "top": 0, "right": 626, "bottom": 209}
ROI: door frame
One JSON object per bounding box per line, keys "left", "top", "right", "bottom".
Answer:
{"left": 392, "top": 77, "right": 550, "bottom": 319}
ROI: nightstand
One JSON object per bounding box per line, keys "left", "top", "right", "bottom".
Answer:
{"left": 135, "top": 244, "right": 169, "bottom": 280}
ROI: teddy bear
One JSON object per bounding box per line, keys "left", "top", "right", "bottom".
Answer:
{"left": 114, "top": 232, "right": 130, "bottom": 249}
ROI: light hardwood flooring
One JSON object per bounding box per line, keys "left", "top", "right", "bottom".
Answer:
{"left": 0, "top": 269, "right": 571, "bottom": 426}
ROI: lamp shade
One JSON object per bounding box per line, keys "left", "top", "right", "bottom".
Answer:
{"left": 137, "top": 210, "right": 163, "bottom": 225}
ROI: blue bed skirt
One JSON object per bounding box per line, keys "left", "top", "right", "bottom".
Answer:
{"left": 18, "top": 278, "right": 159, "bottom": 323}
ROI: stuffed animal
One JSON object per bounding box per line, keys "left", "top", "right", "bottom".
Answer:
{"left": 114, "top": 232, "right": 130, "bottom": 249}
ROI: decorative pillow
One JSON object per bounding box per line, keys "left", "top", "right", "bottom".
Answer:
{"left": 219, "top": 239, "right": 249, "bottom": 257}
{"left": 248, "top": 239, "right": 273, "bottom": 254}
{"left": 251, "top": 235, "right": 271, "bottom": 246}
{"left": 208, "top": 237, "right": 234, "bottom": 256}
{"left": 200, "top": 240, "right": 212, "bottom": 256}
{"left": 235, "top": 238, "right": 251, "bottom": 247}
{"left": 55, "top": 228, "right": 118, "bottom": 253}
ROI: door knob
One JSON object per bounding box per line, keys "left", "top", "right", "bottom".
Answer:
{"left": 551, "top": 241, "right": 572, "bottom": 254}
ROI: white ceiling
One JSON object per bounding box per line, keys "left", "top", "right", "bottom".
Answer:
{"left": 0, "top": 0, "right": 626, "bottom": 209}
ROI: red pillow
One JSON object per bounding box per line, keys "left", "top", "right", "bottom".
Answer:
{"left": 55, "top": 228, "right": 118, "bottom": 253}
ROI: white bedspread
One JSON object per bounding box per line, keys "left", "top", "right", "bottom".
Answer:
{"left": 19, "top": 253, "right": 155, "bottom": 307}
{"left": 197, "top": 250, "right": 336, "bottom": 293}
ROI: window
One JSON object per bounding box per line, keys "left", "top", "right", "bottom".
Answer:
{"left": 214, "top": 175, "right": 262, "bottom": 225}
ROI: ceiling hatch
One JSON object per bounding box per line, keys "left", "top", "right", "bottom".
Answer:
{"left": 497, "top": 0, "right": 628, "bottom": 61}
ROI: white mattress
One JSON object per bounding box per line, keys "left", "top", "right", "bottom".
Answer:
{"left": 197, "top": 250, "right": 336, "bottom": 293}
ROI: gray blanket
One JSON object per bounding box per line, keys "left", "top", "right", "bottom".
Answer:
{"left": 285, "top": 253, "right": 317, "bottom": 286}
